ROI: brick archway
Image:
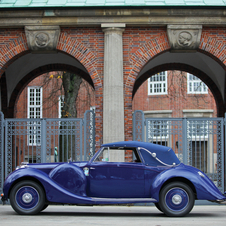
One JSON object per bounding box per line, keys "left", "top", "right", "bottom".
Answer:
{"left": 0, "top": 29, "right": 103, "bottom": 95}
{"left": 8, "top": 63, "right": 94, "bottom": 118}
{"left": 0, "top": 29, "right": 28, "bottom": 76}
{"left": 57, "top": 28, "right": 103, "bottom": 92}
{"left": 124, "top": 29, "right": 226, "bottom": 140}
{"left": 0, "top": 28, "right": 104, "bottom": 147}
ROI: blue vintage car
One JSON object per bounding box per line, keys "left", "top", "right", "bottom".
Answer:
{"left": 1, "top": 141, "right": 226, "bottom": 217}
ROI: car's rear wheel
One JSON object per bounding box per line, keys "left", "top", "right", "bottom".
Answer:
{"left": 9, "top": 180, "right": 45, "bottom": 215}
{"left": 159, "top": 182, "right": 195, "bottom": 217}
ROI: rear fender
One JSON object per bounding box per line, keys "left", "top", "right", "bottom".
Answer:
{"left": 150, "top": 164, "right": 225, "bottom": 202}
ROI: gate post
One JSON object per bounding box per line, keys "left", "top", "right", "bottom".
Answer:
{"left": 84, "top": 110, "right": 95, "bottom": 160}
{"left": 182, "top": 118, "right": 188, "bottom": 164}
{"left": 133, "top": 110, "right": 145, "bottom": 142}
{"left": 225, "top": 113, "right": 226, "bottom": 192}
{"left": 41, "top": 119, "right": 46, "bottom": 163}
{"left": 0, "top": 111, "right": 4, "bottom": 194}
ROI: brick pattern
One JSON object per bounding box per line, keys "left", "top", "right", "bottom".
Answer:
{"left": 15, "top": 73, "right": 95, "bottom": 119}
{"left": 1, "top": 27, "right": 226, "bottom": 144}
{"left": 132, "top": 71, "right": 217, "bottom": 118}
{"left": 200, "top": 28, "right": 226, "bottom": 67}
{"left": 0, "top": 29, "right": 28, "bottom": 75}
{"left": 123, "top": 28, "right": 170, "bottom": 141}
{"left": 57, "top": 28, "right": 104, "bottom": 147}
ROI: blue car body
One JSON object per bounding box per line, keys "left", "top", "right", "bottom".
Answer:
{"left": 1, "top": 141, "right": 226, "bottom": 216}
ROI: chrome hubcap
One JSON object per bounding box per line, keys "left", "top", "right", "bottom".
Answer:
{"left": 172, "top": 194, "right": 182, "bottom": 205}
{"left": 22, "top": 193, "right": 33, "bottom": 203}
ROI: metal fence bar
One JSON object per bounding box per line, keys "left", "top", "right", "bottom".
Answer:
{"left": 5, "top": 120, "right": 11, "bottom": 179}
{"left": 41, "top": 119, "right": 46, "bottom": 163}
{"left": 225, "top": 113, "right": 226, "bottom": 191}
{"left": 182, "top": 118, "right": 188, "bottom": 165}
{"left": 84, "top": 110, "right": 95, "bottom": 161}
{"left": 0, "top": 112, "right": 95, "bottom": 184}
{"left": 133, "top": 111, "right": 225, "bottom": 193}
{"left": 133, "top": 110, "right": 145, "bottom": 142}
{"left": 0, "top": 112, "right": 4, "bottom": 194}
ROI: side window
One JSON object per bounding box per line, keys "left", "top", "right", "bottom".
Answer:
{"left": 94, "top": 148, "right": 141, "bottom": 163}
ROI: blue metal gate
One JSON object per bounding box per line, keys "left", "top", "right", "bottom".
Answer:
{"left": 0, "top": 111, "right": 4, "bottom": 195}
{"left": 0, "top": 110, "right": 95, "bottom": 194}
{"left": 133, "top": 110, "right": 225, "bottom": 193}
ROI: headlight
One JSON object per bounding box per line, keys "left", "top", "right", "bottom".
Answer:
{"left": 16, "top": 162, "right": 29, "bottom": 170}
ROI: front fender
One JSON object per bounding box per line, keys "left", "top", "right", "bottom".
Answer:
{"left": 150, "top": 163, "right": 225, "bottom": 202}
{"left": 49, "top": 163, "right": 87, "bottom": 196}
{"left": 3, "top": 165, "right": 93, "bottom": 205}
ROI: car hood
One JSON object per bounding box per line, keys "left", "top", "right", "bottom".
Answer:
{"left": 20, "top": 161, "right": 89, "bottom": 174}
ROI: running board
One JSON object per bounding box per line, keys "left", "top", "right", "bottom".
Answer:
{"left": 213, "top": 200, "right": 226, "bottom": 204}
{"left": 91, "top": 197, "right": 157, "bottom": 204}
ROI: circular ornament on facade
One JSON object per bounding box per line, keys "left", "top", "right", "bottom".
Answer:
{"left": 35, "top": 32, "right": 50, "bottom": 48}
{"left": 177, "top": 31, "right": 193, "bottom": 47}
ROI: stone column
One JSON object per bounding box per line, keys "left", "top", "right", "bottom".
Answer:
{"left": 102, "top": 24, "right": 125, "bottom": 144}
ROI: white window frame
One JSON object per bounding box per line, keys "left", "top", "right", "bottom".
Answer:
{"left": 27, "top": 87, "right": 42, "bottom": 146}
{"left": 148, "top": 71, "right": 167, "bottom": 95}
{"left": 28, "top": 87, "right": 43, "bottom": 119}
{"left": 58, "top": 95, "right": 64, "bottom": 118}
{"left": 187, "top": 74, "right": 208, "bottom": 94}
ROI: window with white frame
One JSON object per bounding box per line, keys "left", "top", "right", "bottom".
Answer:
{"left": 148, "top": 71, "right": 167, "bottom": 95}
{"left": 58, "top": 95, "right": 64, "bottom": 118}
{"left": 187, "top": 74, "right": 208, "bottom": 94}
{"left": 28, "top": 87, "right": 42, "bottom": 145}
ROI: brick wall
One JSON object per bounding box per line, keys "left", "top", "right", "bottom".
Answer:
{"left": 132, "top": 70, "right": 217, "bottom": 118}
{"left": 0, "top": 27, "right": 226, "bottom": 145}
{"left": 123, "top": 27, "right": 170, "bottom": 141}
{"left": 15, "top": 73, "right": 96, "bottom": 119}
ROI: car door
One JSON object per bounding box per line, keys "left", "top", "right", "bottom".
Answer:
{"left": 87, "top": 148, "right": 146, "bottom": 198}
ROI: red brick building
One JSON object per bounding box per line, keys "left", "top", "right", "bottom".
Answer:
{"left": 133, "top": 70, "right": 217, "bottom": 119}
{"left": 15, "top": 70, "right": 216, "bottom": 121}
{"left": 15, "top": 72, "right": 96, "bottom": 119}
{"left": 0, "top": 3, "right": 225, "bottom": 148}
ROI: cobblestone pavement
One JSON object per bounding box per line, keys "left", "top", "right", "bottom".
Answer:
{"left": 0, "top": 205, "right": 226, "bottom": 226}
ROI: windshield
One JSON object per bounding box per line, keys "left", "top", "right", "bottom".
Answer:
{"left": 93, "top": 147, "right": 142, "bottom": 163}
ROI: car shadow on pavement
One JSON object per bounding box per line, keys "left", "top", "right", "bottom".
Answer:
{"left": 39, "top": 211, "right": 216, "bottom": 218}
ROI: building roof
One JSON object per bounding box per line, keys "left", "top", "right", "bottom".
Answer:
{"left": 0, "top": 0, "right": 226, "bottom": 8}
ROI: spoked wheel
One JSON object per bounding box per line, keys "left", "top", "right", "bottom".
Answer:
{"left": 159, "top": 182, "right": 195, "bottom": 217}
{"left": 9, "top": 180, "right": 45, "bottom": 215}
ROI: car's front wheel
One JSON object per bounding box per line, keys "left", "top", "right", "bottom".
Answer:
{"left": 158, "top": 182, "right": 195, "bottom": 217}
{"left": 154, "top": 202, "right": 163, "bottom": 212}
{"left": 9, "top": 180, "right": 45, "bottom": 215}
